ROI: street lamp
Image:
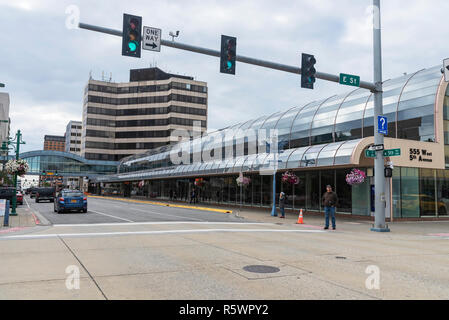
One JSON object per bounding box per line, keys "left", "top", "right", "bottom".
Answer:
{"left": 7, "top": 130, "right": 26, "bottom": 216}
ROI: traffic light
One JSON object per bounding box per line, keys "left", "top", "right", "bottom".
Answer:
{"left": 122, "top": 14, "right": 142, "bottom": 58}
{"left": 384, "top": 167, "right": 393, "bottom": 178}
{"left": 220, "top": 35, "right": 237, "bottom": 75}
{"left": 301, "top": 53, "right": 317, "bottom": 89}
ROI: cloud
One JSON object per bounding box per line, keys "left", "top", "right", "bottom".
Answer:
{"left": 0, "top": 0, "right": 447, "bottom": 154}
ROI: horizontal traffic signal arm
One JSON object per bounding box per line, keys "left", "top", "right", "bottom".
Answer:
{"left": 78, "top": 22, "right": 378, "bottom": 92}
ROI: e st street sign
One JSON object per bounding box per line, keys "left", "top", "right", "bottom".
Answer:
{"left": 339, "top": 73, "right": 360, "bottom": 87}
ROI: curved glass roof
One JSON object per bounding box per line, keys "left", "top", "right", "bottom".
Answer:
{"left": 114, "top": 65, "right": 445, "bottom": 179}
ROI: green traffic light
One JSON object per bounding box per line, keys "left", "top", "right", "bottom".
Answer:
{"left": 128, "top": 41, "right": 137, "bottom": 52}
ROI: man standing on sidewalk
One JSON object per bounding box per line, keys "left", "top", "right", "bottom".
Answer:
{"left": 279, "top": 192, "right": 286, "bottom": 218}
{"left": 322, "top": 185, "right": 338, "bottom": 230}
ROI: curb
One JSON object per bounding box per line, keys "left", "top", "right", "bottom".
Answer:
{"left": 89, "top": 195, "right": 233, "bottom": 214}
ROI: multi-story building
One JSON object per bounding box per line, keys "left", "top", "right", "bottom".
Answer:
{"left": 65, "top": 120, "right": 82, "bottom": 155}
{"left": 44, "top": 135, "right": 65, "bottom": 152}
{"left": 81, "top": 67, "right": 208, "bottom": 161}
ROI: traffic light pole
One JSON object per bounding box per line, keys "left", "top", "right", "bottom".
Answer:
{"left": 371, "top": 0, "right": 389, "bottom": 232}
{"left": 78, "top": 22, "right": 377, "bottom": 92}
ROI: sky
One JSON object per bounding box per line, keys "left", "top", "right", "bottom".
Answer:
{"left": 0, "top": 0, "right": 448, "bottom": 153}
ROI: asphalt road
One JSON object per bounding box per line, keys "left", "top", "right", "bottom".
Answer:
{"left": 24, "top": 195, "right": 243, "bottom": 225}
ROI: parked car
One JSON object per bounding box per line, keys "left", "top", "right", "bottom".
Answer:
{"left": 16, "top": 191, "right": 23, "bottom": 205}
{"left": 35, "top": 187, "right": 55, "bottom": 203}
{"left": 29, "top": 187, "right": 38, "bottom": 198}
{"left": 54, "top": 190, "right": 87, "bottom": 213}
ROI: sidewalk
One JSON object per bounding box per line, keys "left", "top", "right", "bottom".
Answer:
{"left": 0, "top": 206, "right": 41, "bottom": 231}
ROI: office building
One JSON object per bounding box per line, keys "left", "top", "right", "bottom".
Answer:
{"left": 65, "top": 120, "right": 82, "bottom": 155}
{"left": 81, "top": 67, "right": 208, "bottom": 161}
{"left": 44, "top": 135, "right": 65, "bottom": 152}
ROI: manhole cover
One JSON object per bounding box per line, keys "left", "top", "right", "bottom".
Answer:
{"left": 243, "top": 265, "right": 280, "bottom": 274}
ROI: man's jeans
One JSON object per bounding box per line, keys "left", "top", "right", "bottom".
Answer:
{"left": 279, "top": 207, "right": 285, "bottom": 217}
{"left": 324, "top": 206, "right": 336, "bottom": 228}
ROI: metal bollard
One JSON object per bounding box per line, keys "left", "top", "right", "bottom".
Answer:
{"left": 3, "top": 200, "right": 10, "bottom": 227}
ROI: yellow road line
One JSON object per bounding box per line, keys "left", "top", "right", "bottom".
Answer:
{"left": 89, "top": 195, "right": 233, "bottom": 214}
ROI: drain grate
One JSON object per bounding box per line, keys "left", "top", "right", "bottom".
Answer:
{"left": 335, "top": 256, "right": 347, "bottom": 260}
{"left": 243, "top": 265, "right": 280, "bottom": 274}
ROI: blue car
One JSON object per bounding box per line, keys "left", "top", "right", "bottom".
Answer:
{"left": 54, "top": 190, "right": 87, "bottom": 213}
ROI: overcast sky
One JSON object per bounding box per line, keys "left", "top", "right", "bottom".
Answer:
{"left": 0, "top": 0, "right": 448, "bottom": 153}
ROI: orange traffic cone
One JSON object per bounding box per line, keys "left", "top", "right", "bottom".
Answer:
{"left": 296, "top": 209, "right": 304, "bottom": 224}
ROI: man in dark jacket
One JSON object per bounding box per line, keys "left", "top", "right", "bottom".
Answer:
{"left": 279, "top": 192, "right": 286, "bottom": 218}
{"left": 322, "top": 185, "right": 338, "bottom": 230}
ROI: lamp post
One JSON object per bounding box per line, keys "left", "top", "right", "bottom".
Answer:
{"left": 8, "top": 130, "right": 26, "bottom": 216}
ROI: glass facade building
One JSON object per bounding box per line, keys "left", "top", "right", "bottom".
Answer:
{"left": 94, "top": 66, "right": 449, "bottom": 219}
{"left": 21, "top": 150, "right": 118, "bottom": 177}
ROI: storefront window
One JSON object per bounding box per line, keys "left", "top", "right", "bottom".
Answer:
{"left": 306, "top": 171, "right": 320, "bottom": 211}
{"left": 436, "top": 170, "right": 449, "bottom": 216}
{"left": 419, "top": 168, "right": 436, "bottom": 217}
{"left": 262, "top": 175, "right": 272, "bottom": 207}
{"left": 252, "top": 175, "right": 262, "bottom": 206}
{"left": 336, "top": 169, "right": 353, "bottom": 213}
{"left": 400, "top": 167, "right": 420, "bottom": 218}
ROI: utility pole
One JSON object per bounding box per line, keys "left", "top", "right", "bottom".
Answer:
{"left": 371, "top": 0, "right": 389, "bottom": 232}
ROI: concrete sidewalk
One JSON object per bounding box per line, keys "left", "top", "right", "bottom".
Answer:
{"left": 0, "top": 207, "right": 41, "bottom": 231}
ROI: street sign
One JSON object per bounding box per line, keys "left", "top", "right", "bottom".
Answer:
{"left": 366, "top": 148, "right": 401, "bottom": 158}
{"left": 444, "top": 58, "right": 449, "bottom": 82}
{"left": 378, "top": 116, "right": 388, "bottom": 135}
{"left": 383, "top": 148, "right": 401, "bottom": 157}
{"left": 143, "top": 26, "right": 161, "bottom": 52}
{"left": 339, "top": 73, "right": 360, "bottom": 87}
{"left": 365, "top": 150, "right": 376, "bottom": 158}
{"left": 370, "top": 144, "right": 384, "bottom": 151}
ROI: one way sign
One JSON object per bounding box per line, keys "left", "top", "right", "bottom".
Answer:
{"left": 143, "top": 26, "right": 161, "bottom": 52}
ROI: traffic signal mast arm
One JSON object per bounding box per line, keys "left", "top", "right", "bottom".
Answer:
{"left": 78, "top": 22, "right": 378, "bottom": 92}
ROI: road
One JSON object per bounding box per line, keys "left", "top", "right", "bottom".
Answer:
{"left": 24, "top": 195, "right": 242, "bottom": 225}
{"left": 0, "top": 195, "right": 448, "bottom": 300}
